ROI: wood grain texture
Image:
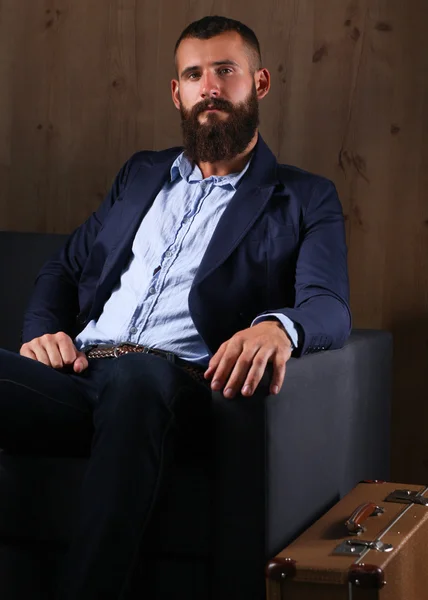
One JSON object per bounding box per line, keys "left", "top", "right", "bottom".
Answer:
{"left": 0, "top": 0, "right": 427, "bottom": 482}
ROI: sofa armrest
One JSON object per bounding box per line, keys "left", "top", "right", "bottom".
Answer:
{"left": 210, "top": 329, "right": 392, "bottom": 600}
{"left": 266, "top": 328, "right": 392, "bottom": 555}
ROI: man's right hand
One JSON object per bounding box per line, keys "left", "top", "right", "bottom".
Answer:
{"left": 20, "top": 332, "right": 89, "bottom": 373}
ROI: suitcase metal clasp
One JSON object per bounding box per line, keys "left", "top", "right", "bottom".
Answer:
{"left": 333, "top": 539, "right": 393, "bottom": 557}
{"left": 384, "top": 489, "right": 428, "bottom": 506}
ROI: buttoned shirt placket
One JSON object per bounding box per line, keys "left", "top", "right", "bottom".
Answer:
{"left": 127, "top": 178, "right": 213, "bottom": 344}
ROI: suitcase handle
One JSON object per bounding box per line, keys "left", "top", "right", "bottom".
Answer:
{"left": 345, "top": 502, "right": 384, "bottom": 534}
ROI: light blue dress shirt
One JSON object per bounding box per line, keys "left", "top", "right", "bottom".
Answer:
{"left": 75, "top": 152, "right": 298, "bottom": 365}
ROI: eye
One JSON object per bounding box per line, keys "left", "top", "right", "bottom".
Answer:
{"left": 218, "top": 67, "right": 233, "bottom": 75}
{"left": 187, "top": 72, "right": 200, "bottom": 80}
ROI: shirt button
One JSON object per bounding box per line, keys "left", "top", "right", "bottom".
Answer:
{"left": 182, "top": 217, "right": 190, "bottom": 224}
{"left": 149, "top": 287, "right": 156, "bottom": 294}
{"left": 129, "top": 326, "right": 137, "bottom": 334}
{"left": 165, "top": 251, "right": 172, "bottom": 258}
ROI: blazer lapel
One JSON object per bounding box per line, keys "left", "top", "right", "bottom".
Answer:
{"left": 192, "top": 135, "right": 280, "bottom": 288}
{"left": 90, "top": 151, "right": 180, "bottom": 315}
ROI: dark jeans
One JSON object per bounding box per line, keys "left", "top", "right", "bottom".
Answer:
{"left": 0, "top": 348, "right": 212, "bottom": 599}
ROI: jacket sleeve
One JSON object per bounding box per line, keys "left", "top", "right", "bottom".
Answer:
{"left": 258, "top": 179, "right": 352, "bottom": 356}
{"left": 21, "top": 156, "right": 138, "bottom": 344}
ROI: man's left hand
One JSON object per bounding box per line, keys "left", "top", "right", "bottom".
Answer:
{"left": 204, "top": 321, "right": 292, "bottom": 398}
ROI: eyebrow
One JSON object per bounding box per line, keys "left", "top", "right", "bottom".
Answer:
{"left": 180, "top": 60, "right": 240, "bottom": 79}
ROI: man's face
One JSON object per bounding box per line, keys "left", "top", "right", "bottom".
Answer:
{"left": 172, "top": 32, "right": 270, "bottom": 162}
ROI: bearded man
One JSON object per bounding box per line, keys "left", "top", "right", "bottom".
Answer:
{"left": 0, "top": 15, "right": 351, "bottom": 600}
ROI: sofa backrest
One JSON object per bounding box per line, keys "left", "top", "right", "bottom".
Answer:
{"left": 0, "top": 232, "right": 68, "bottom": 351}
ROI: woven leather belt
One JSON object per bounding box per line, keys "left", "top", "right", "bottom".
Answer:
{"left": 85, "top": 343, "right": 208, "bottom": 385}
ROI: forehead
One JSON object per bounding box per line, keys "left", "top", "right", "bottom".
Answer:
{"left": 176, "top": 31, "right": 251, "bottom": 72}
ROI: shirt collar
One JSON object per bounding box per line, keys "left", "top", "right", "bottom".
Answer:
{"left": 170, "top": 151, "right": 252, "bottom": 190}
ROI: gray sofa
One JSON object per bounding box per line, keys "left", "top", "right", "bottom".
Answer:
{"left": 0, "top": 231, "right": 392, "bottom": 600}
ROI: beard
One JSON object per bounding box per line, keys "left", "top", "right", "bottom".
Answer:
{"left": 179, "top": 84, "right": 259, "bottom": 163}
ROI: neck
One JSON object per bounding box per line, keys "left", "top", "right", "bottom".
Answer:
{"left": 196, "top": 131, "right": 259, "bottom": 178}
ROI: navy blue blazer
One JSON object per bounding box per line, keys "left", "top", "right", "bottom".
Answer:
{"left": 23, "top": 135, "right": 351, "bottom": 357}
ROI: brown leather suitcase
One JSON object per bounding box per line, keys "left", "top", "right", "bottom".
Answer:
{"left": 266, "top": 481, "right": 428, "bottom": 599}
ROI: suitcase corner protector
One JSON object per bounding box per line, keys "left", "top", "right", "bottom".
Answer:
{"left": 265, "top": 557, "right": 297, "bottom": 581}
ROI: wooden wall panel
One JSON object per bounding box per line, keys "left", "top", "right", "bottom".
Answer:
{"left": 0, "top": 0, "right": 427, "bottom": 482}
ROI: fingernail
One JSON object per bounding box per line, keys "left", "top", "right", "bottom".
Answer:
{"left": 211, "top": 380, "right": 221, "bottom": 390}
{"left": 272, "top": 385, "right": 279, "bottom": 395}
{"left": 224, "top": 388, "right": 233, "bottom": 398}
{"left": 242, "top": 385, "right": 251, "bottom": 395}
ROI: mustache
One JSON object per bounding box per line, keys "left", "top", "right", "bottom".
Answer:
{"left": 191, "top": 97, "right": 234, "bottom": 117}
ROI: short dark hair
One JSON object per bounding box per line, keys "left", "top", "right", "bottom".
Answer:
{"left": 174, "top": 16, "right": 262, "bottom": 73}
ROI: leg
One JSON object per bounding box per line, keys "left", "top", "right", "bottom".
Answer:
{"left": 56, "top": 353, "right": 211, "bottom": 600}
{"left": 0, "top": 349, "right": 94, "bottom": 455}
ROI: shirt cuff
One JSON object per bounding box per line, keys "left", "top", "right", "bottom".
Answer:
{"left": 251, "top": 313, "right": 299, "bottom": 349}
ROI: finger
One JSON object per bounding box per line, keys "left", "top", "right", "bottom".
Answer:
{"left": 73, "top": 351, "right": 89, "bottom": 373}
{"left": 221, "top": 348, "right": 259, "bottom": 399}
{"left": 43, "top": 341, "right": 65, "bottom": 369}
{"left": 204, "top": 364, "right": 216, "bottom": 379}
{"left": 37, "top": 334, "right": 66, "bottom": 369}
{"left": 269, "top": 350, "right": 289, "bottom": 395}
{"left": 56, "top": 333, "right": 78, "bottom": 365}
{"left": 240, "top": 349, "right": 272, "bottom": 397}
{"left": 31, "top": 343, "right": 53, "bottom": 367}
{"left": 204, "top": 345, "right": 226, "bottom": 380}
{"left": 19, "top": 345, "right": 37, "bottom": 361}
{"left": 210, "top": 345, "right": 243, "bottom": 392}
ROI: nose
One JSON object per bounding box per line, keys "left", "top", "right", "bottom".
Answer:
{"left": 200, "top": 71, "right": 220, "bottom": 99}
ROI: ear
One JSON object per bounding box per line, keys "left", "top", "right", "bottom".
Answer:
{"left": 171, "top": 79, "right": 181, "bottom": 111}
{"left": 254, "top": 68, "right": 271, "bottom": 100}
